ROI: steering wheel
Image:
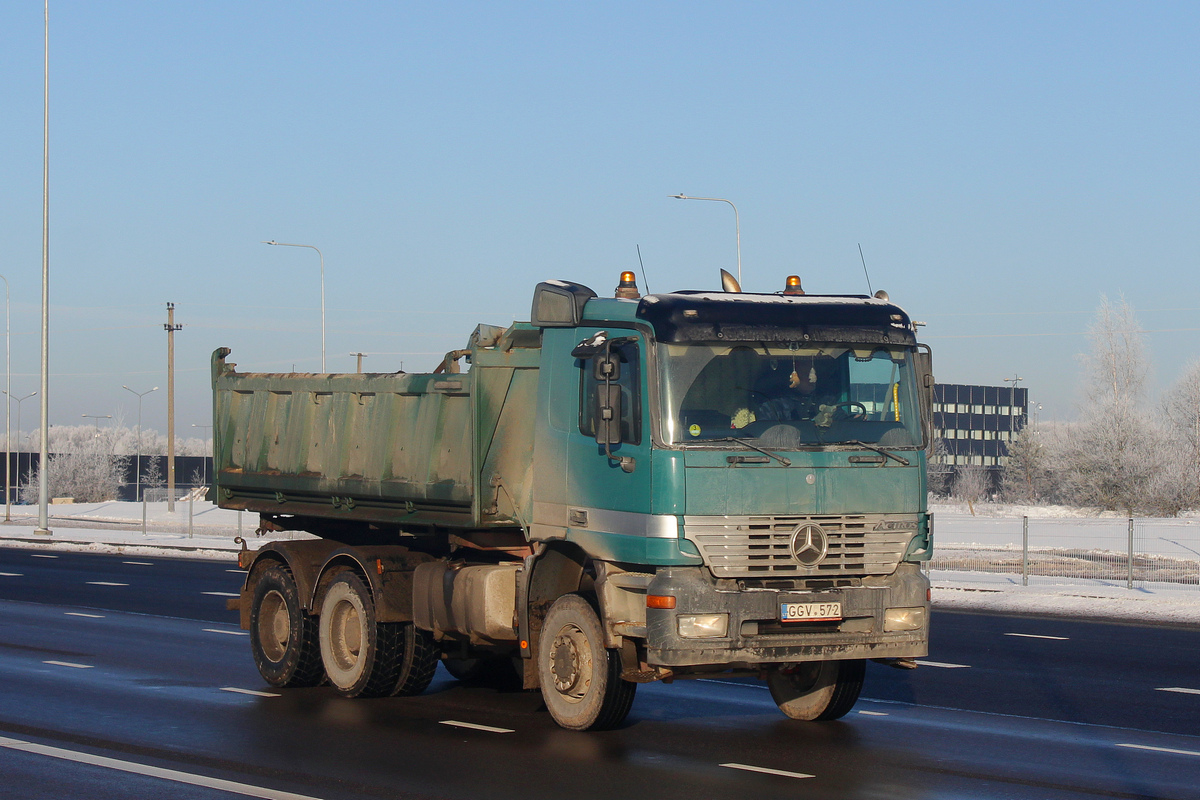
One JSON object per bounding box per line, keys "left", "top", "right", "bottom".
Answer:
{"left": 830, "top": 401, "right": 868, "bottom": 421}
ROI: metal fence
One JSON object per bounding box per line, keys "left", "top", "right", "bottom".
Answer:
{"left": 928, "top": 516, "right": 1200, "bottom": 588}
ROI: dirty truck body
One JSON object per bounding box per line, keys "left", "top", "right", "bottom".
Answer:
{"left": 215, "top": 276, "right": 933, "bottom": 730}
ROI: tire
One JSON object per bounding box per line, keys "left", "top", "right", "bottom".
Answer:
{"left": 249, "top": 564, "right": 324, "bottom": 688}
{"left": 767, "top": 658, "right": 865, "bottom": 721}
{"left": 391, "top": 623, "right": 439, "bottom": 697}
{"left": 318, "top": 570, "right": 402, "bottom": 698}
{"left": 538, "top": 594, "right": 636, "bottom": 731}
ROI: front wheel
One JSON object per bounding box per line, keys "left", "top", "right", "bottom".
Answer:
{"left": 767, "top": 659, "right": 865, "bottom": 721}
{"left": 538, "top": 594, "right": 636, "bottom": 731}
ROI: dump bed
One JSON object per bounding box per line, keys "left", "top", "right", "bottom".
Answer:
{"left": 210, "top": 324, "right": 541, "bottom": 533}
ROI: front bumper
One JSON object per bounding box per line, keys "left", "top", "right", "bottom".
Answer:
{"left": 645, "top": 563, "right": 929, "bottom": 668}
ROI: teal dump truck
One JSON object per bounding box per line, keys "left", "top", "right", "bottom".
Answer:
{"left": 215, "top": 270, "right": 933, "bottom": 730}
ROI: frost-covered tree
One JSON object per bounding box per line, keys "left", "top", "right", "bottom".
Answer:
{"left": 20, "top": 425, "right": 129, "bottom": 503}
{"left": 951, "top": 464, "right": 991, "bottom": 504}
{"left": 1057, "top": 296, "right": 1158, "bottom": 515}
{"left": 1161, "top": 360, "right": 1200, "bottom": 510}
{"left": 1000, "top": 425, "right": 1052, "bottom": 503}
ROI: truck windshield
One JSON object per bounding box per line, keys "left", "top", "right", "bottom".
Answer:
{"left": 658, "top": 342, "right": 923, "bottom": 449}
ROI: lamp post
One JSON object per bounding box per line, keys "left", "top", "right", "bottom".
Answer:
{"left": 191, "top": 423, "right": 212, "bottom": 486}
{"left": 36, "top": 0, "right": 49, "bottom": 536}
{"left": 7, "top": 393, "right": 37, "bottom": 491}
{"left": 669, "top": 194, "right": 741, "bottom": 286}
{"left": 123, "top": 385, "right": 157, "bottom": 501}
{"left": 263, "top": 241, "right": 325, "bottom": 371}
{"left": 0, "top": 275, "right": 9, "bottom": 521}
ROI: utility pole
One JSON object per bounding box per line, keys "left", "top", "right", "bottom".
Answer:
{"left": 351, "top": 352, "right": 367, "bottom": 373}
{"left": 165, "top": 303, "right": 182, "bottom": 511}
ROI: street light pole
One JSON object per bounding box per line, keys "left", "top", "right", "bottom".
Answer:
{"left": 6, "top": 392, "right": 37, "bottom": 498}
{"left": 123, "top": 385, "right": 157, "bottom": 501}
{"left": 191, "top": 423, "right": 212, "bottom": 486}
{"left": 669, "top": 194, "right": 741, "bottom": 286}
{"left": 36, "top": 0, "right": 50, "bottom": 536}
{"left": 0, "top": 275, "right": 9, "bottom": 521}
{"left": 263, "top": 241, "right": 325, "bottom": 371}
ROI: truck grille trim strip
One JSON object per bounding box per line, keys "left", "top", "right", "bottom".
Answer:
{"left": 682, "top": 514, "right": 916, "bottom": 578}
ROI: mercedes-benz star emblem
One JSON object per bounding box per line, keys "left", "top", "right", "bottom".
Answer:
{"left": 791, "top": 523, "right": 828, "bottom": 566}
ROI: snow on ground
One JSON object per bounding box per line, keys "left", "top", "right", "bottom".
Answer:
{"left": 0, "top": 501, "right": 1196, "bottom": 626}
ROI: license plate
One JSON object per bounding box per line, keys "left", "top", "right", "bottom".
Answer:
{"left": 780, "top": 601, "right": 842, "bottom": 622}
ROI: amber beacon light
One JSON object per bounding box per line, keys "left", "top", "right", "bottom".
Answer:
{"left": 783, "top": 275, "right": 805, "bottom": 295}
{"left": 615, "top": 271, "right": 641, "bottom": 299}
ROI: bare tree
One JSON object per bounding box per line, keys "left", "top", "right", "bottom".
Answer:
{"left": 1161, "top": 360, "right": 1200, "bottom": 510}
{"left": 1000, "top": 425, "right": 1051, "bottom": 503}
{"left": 20, "top": 425, "right": 130, "bottom": 503}
{"left": 1058, "top": 296, "right": 1157, "bottom": 515}
{"left": 951, "top": 464, "right": 991, "bottom": 505}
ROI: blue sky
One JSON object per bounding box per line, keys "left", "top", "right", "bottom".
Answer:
{"left": 0, "top": 1, "right": 1197, "bottom": 434}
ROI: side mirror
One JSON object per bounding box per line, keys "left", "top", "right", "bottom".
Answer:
{"left": 594, "top": 384, "right": 623, "bottom": 445}
{"left": 914, "top": 344, "right": 934, "bottom": 451}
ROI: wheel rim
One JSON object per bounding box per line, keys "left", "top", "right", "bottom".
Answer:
{"left": 328, "top": 596, "right": 364, "bottom": 673}
{"left": 549, "top": 622, "right": 592, "bottom": 703}
{"left": 258, "top": 589, "right": 290, "bottom": 663}
{"left": 780, "top": 662, "right": 822, "bottom": 692}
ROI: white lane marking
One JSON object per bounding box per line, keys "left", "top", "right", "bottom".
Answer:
{"left": 1004, "top": 633, "right": 1069, "bottom": 640}
{"left": 65, "top": 612, "right": 105, "bottom": 619}
{"left": 439, "top": 720, "right": 514, "bottom": 734}
{"left": 857, "top": 710, "right": 889, "bottom": 716}
{"left": 122, "top": 561, "right": 154, "bottom": 566}
{"left": 915, "top": 660, "right": 971, "bottom": 669}
{"left": 1157, "top": 687, "right": 1200, "bottom": 696}
{"left": 204, "top": 628, "right": 249, "bottom": 637}
{"left": 87, "top": 581, "right": 129, "bottom": 587}
{"left": 30, "top": 554, "right": 58, "bottom": 559}
{"left": 0, "top": 735, "right": 324, "bottom": 799}
{"left": 0, "top": 572, "right": 22, "bottom": 577}
{"left": 720, "top": 762, "right": 814, "bottom": 779}
{"left": 203, "top": 591, "right": 240, "bottom": 597}
{"left": 221, "top": 687, "right": 281, "bottom": 698}
{"left": 43, "top": 661, "right": 93, "bottom": 669}
{"left": 1116, "top": 743, "right": 1200, "bottom": 758}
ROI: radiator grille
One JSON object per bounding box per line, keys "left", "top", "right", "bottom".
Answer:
{"left": 682, "top": 514, "right": 917, "bottom": 578}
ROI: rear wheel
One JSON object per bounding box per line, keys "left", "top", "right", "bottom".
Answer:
{"left": 391, "top": 623, "right": 438, "bottom": 697}
{"left": 248, "top": 564, "right": 323, "bottom": 688}
{"left": 538, "top": 594, "right": 636, "bottom": 731}
{"left": 318, "top": 570, "right": 401, "bottom": 698}
{"left": 767, "top": 659, "right": 865, "bottom": 721}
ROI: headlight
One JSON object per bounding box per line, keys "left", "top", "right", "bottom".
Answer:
{"left": 884, "top": 607, "right": 926, "bottom": 632}
{"left": 677, "top": 613, "right": 729, "bottom": 638}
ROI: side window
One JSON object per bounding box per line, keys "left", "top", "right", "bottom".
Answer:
{"left": 579, "top": 340, "right": 642, "bottom": 445}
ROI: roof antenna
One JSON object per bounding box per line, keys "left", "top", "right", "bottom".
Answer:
{"left": 636, "top": 244, "right": 650, "bottom": 295}
{"left": 858, "top": 243, "right": 874, "bottom": 296}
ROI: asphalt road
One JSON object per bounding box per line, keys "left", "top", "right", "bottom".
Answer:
{"left": 1, "top": 546, "right": 1198, "bottom": 800}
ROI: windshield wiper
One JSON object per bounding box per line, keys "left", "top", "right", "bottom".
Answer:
{"left": 715, "top": 437, "right": 792, "bottom": 467}
{"left": 844, "top": 440, "right": 910, "bottom": 466}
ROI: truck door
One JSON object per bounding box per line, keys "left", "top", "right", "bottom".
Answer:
{"left": 565, "top": 329, "right": 653, "bottom": 544}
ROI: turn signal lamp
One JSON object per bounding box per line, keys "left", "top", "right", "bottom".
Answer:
{"left": 783, "top": 275, "right": 805, "bottom": 295}
{"left": 646, "top": 595, "right": 677, "bottom": 609}
{"left": 615, "top": 271, "right": 641, "bottom": 300}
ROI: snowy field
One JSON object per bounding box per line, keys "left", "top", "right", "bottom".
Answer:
{"left": 0, "top": 500, "right": 1196, "bottom": 625}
